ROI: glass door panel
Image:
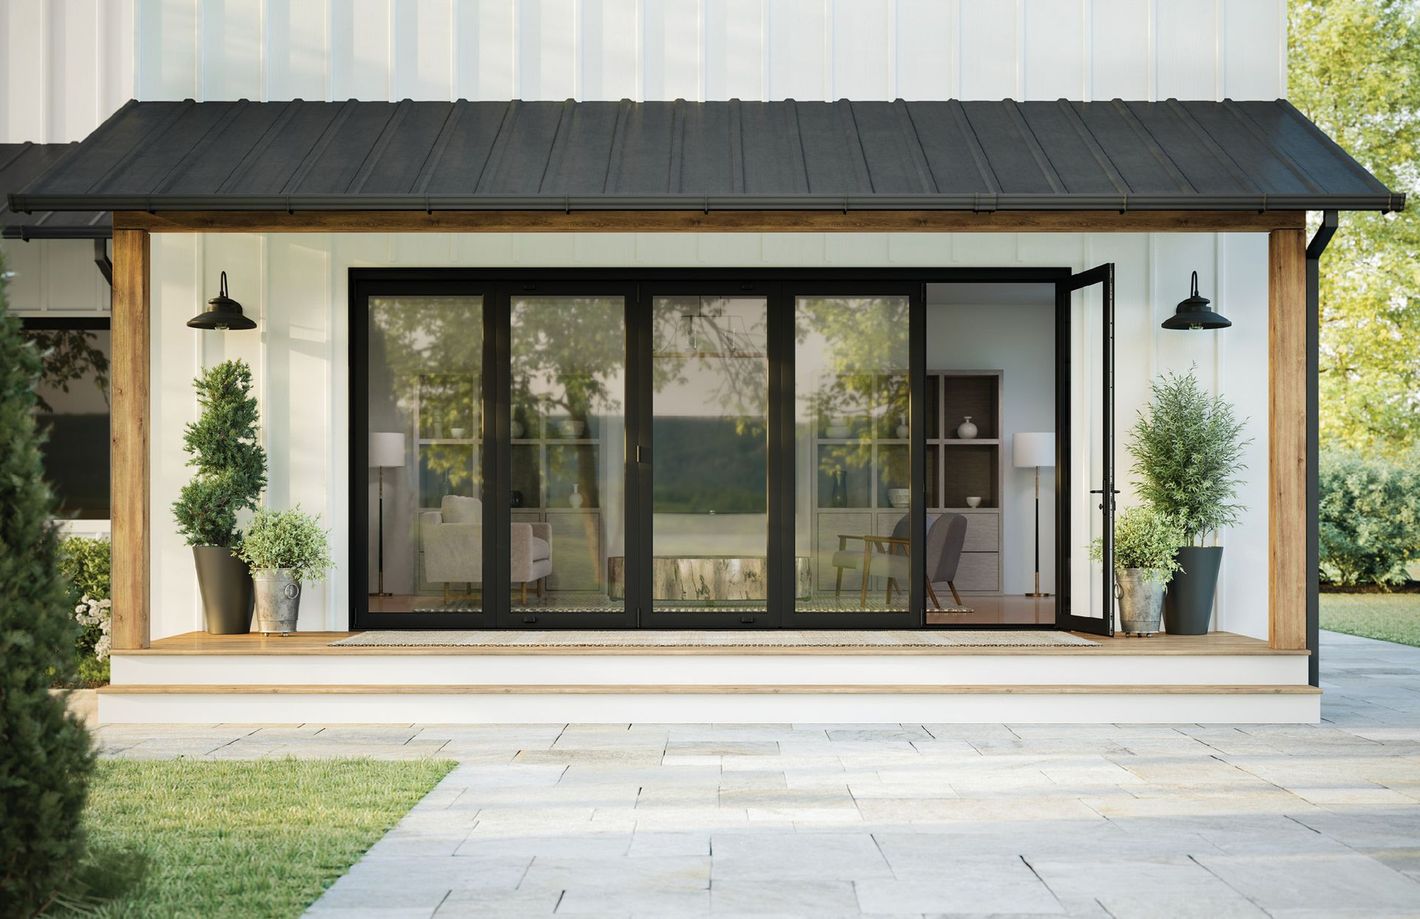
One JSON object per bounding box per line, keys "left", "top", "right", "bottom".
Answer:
{"left": 649, "top": 296, "right": 770, "bottom": 615}
{"left": 366, "top": 296, "right": 485, "bottom": 616}
{"left": 794, "top": 296, "right": 912, "bottom": 614}
{"left": 510, "top": 296, "right": 626, "bottom": 613}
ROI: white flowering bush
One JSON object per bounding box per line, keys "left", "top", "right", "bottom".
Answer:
{"left": 74, "top": 595, "right": 113, "bottom": 663}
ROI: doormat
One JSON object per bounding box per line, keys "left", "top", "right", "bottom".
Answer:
{"left": 330, "top": 630, "right": 1098, "bottom": 649}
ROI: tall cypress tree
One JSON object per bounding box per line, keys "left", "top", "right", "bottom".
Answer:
{"left": 0, "top": 257, "right": 96, "bottom": 913}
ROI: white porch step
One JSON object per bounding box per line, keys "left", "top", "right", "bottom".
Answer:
{"left": 97, "top": 682, "right": 1321, "bottom": 724}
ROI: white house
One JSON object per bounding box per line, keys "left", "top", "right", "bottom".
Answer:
{"left": 0, "top": 0, "right": 1401, "bottom": 724}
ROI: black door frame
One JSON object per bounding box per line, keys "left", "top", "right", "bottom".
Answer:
{"left": 349, "top": 266, "right": 1083, "bottom": 631}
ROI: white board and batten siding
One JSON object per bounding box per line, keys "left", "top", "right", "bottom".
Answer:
{"left": 0, "top": 0, "right": 1285, "bottom": 642}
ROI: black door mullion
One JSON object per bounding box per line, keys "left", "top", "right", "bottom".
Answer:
{"left": 767, "top": 284, "right": 793, "bottom": 628}
{"left": 488, "top": 289, "right": 512, "bottom": 626}
{"left": 628, "top": 286, "right": 652, "bottom": 627}
{"left": 909, "top": 285, "right": 926, "bottom": 626}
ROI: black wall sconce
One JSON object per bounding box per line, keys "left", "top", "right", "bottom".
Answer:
{"left": 187, "top": 271, "right": 256, "bottom": 330}
{"left": 1162, "top": 270, "right": 1231, "bottom": 330}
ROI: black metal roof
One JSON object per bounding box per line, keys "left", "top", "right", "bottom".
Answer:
{"left": 0, "top": 143, "right": 111, "bottom": 239}
{"left": 7, "top": 99, "right": 1403, "bottom": 215}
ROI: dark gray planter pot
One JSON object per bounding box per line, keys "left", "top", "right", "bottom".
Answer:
{"left": 1164, "top": 545, "right": 1223, "bottom": 635}
{"left": 193, "top": 546, "right": 254, "bottom": 634}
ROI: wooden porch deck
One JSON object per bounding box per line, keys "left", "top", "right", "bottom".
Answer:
{"left": 125, "top": 629, "right": 1304, "bottom": 656}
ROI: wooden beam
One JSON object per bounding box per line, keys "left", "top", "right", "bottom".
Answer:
{"left": 1269, "top": 228, "right": 1307, "bottom": 651}
{"left": 114, "top": 209, "right": 1306, "bottom": 235}
{"left": 110, "top": 228, "right": 150, "bottom": 651}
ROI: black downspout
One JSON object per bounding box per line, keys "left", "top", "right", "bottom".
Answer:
{"left": 1305, "top": 210, "right": 1338, "bottom": 688}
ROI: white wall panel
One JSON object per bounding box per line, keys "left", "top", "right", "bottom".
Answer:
{"left": 958, "top": 0, "right": 1019, "bottom": 100}
{"left": 1155, "top": 0, "right": 1217, "bottom": 99}
{"left": 1023, "top": 0, "right": 1083, "bottom": 100}
{"left": 137, "top": 0, "right": 198, "bottom": 100}
{"left": 703, "top": 0, "right": 762, "bottom": 100}
{"left": 766, "top": 0, "right": 825, "bottom": 101}
{"left": 519, "top": 0, "right": 578, "bottom": 99}
{"left": 643, "top": 0, "right": 701, "bottom": 100}
{"left": 0, "top": 238, "right": 110, "bottom": 314}
{"left": 894, "top": 0, "right": 954, "bottom": 100}
{"left": 1223, "top": 0, "right": 1283, "bottom": 101}
{"left": 581, "top": 0, "right": 638, "bottom": 100}
{"left": 267, "top": 0, "right": 329, "bottom": 100}
{"left": 831, "top": 0, "right": 890, "bottom": 100}
{"left": 393, "top": 0, "right": 455, "bottom": 99}
{"left": 201, "top": 0, "right": 263, "bottom": 100}
{"left": 454, "top": 0, "right": 516, "bottom": 99}
{"left": 1088, "top": 0, "right": 1149, "bottom": 100}
{"left": 331, "top": 0, "right": 393, "bottom": 101}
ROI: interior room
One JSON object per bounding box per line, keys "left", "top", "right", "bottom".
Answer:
{"left": 924, "top": 283, "right": 1058, "bottom": 626}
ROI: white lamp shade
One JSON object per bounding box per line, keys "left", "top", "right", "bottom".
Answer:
{"left": 370, "top": 432, "right": 407, "bottom": 468}
{"left": 1013, "top": 432, "right": 1055, "bottom": 468}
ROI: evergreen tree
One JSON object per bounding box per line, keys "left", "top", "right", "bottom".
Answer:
{"left": 0, "top": 256, "right": 96, "bottom": 914}
{"left": 172, "top": 360, "right": 267, "bottom": 547}
{"left": 1291, "top": 0, "right": 1420, "bottom": 455}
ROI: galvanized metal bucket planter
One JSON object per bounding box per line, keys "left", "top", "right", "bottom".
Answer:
{"left": 252, "top": 568, "right": 302, "bottom": 635}
{"left": 1116, "top": 568, "right": 1167, "bottom": 636}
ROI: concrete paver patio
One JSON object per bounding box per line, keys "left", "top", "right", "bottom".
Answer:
{"left": 92, "top": 631, "right": 1420, "bottom": 917}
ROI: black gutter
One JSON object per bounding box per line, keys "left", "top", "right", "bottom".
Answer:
{"left": 1, "top": 225, "right": 112, "bottom": 240}
{"left": 7, "top": 191, "right": 1407, "bottom": 214}
{"left": 1306, "top": 210, "right": 1338, "bottom": 688}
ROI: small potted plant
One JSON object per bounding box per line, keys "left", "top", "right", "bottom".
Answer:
{"left": 237, "top": 507, "right": 332, "bottom": 635}
{"left": 1129, "top": 369, "right": 1249, "bottom": 634}
{"left": 172, "top": 360, "right": 267, "bottom": 634}
{"left": 1090, "top": 505, "right": 1186, "bottom": 636}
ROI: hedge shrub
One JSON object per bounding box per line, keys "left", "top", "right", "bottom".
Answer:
{"left": 1319, "top": 448, "right": 1420, "bottom": 588}
{"left": 0, "top": 259, "right": 96, "bottom": 914}
{"left": 59, "top": 536, "right": 113, "bottom": 684}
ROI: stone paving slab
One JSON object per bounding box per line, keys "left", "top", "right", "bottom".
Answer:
{"left": 90, "top": 632, "right": 1420, "bottom": 917}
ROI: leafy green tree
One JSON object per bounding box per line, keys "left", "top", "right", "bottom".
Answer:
{"left": 172, "top": 360, "right": 268, "bottom": 547}
{"left": 0, "top": 257, "right": 96, "bottom": 914}
{"left": 1319, "top": 448, "right": 1420, "bottom": 587}
{"left": 1290, "top": 0, "right": 1420, "bottom": 455}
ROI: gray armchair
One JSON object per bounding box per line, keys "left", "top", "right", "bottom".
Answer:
{"left": 420, "top": 495, "right": 552, "bottom": 603}
{"left": 832, "top": 513, "right": 967, "bottom": 609}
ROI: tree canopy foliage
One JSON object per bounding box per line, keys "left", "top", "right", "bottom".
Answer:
{"left": 1290, "top": 0, "right": 1420, "bottom": 455}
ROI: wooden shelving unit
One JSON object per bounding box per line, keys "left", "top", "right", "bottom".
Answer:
{"left": 928, "top": 370, "right": 1003, "bottom": 592}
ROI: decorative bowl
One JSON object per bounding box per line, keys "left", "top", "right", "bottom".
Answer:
{"left": 558, "top": 419, "right": 587, "bottom": 438}
{"left": 888, "top": 488, "right": 910, "bottom": 508}
{"left": 965, "top": 496, "right": 982, "bottom": 508}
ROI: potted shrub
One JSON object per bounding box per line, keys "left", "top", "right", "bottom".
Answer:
{"left": 237, "top": 507, "right": 333, "bottom": 635}
{"left": 172, "top": 360, "right": 268, "bottom": 634}
{"left": 1091, "top": 505, "right": 1187, "bottom": 636}
{"left": 1129, "top": 369, "right": 1249, "bottom": 634}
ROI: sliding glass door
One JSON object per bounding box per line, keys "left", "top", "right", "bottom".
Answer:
{"left": 361, "top": 294, "right": 489, "bottom": 624}
{"left": 644, "top": 295, "right": 771, "bottom": 625}
{"left": 791, "top": 294, "right": 918, "bottom": 624}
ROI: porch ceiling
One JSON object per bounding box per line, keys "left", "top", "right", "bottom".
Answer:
{"left": 6, "top": 99, "right": 1404, "bottom": 216}
{"left": 0, "top": 143, "right": 110, "bottom": 239}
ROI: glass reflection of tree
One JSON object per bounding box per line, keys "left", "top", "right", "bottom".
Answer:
{"left": 652, "top": 298, "right": 768, "bottom": 441}
{"left": 796, "top": 297, "right": 910, "bottom": 477}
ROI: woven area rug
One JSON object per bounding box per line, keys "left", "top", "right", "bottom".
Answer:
{"left": 330, "top": 630, "right": 1097, "bottom": 649}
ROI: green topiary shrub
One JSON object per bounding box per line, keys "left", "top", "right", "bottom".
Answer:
{"left": 0, "top": 257, "right": 96, "bottom": 914}
{"left": 1090, "top": 505, "right": 1188, "bottom": 582}
{"left": 1319, "top": 449, "right": 1420, "bottom": 588}
{"left": 237, "top": 507, "right": 333, "bottom": 581}
{"left": 172, "top": 360, "right": 267, "bottom": 547}
{"left": 59, "top": 536, "right": 112, "bottom": 606}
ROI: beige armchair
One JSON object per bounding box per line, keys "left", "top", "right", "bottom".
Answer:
{"left": 420, "top": 495, "right": 552, "bottom": 603}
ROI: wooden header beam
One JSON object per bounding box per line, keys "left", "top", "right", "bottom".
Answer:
{"left": 115, "top": 209, "right": 1305, "bottom": 234}
{"left": 110, "top": 228, "right": 150, "bottom": 651}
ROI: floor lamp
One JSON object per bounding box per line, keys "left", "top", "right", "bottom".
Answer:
{"left": 1013, "top": 432, "right": 1055, "bottom": 598}
{"left": 370, "top": 432, "right": 406, "bottom": 597}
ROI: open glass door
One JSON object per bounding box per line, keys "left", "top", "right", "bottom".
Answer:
{"left": 1061, "top": 264, "right": 1115, "bottom": 636}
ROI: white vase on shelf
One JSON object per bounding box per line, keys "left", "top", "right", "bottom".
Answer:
{"left": 957, "top": 416, "right": 978, "bottom": 440}
{"left": 568, "top": 483, "right": 584, "bottom": 509}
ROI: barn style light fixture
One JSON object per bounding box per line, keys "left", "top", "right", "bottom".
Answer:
{"left": 1162, "top": 270, "right": 1231, "bottom": 330}
{"left": 187, "top": 271, "right": 257, "bottom": 330}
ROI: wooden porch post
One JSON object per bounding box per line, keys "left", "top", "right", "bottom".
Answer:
{"left": 111, "top": 228, "right": 150, "bottom": 650}
{"left": 1269, "top": 228, "right": 1307, "bottom": 650}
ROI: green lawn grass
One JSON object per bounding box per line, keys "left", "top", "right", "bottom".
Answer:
{"left": 70, "top": 758, "right": 455, "bottom": 918}
{"left": 1320, "top": 591, "right": 1420, "bottom": 647}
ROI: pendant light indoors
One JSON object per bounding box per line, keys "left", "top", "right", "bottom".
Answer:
{"left": 1161, "top": 270, "right": 1231, "bottom": 330}
{"left": 187, "top": 271, "right": 256, "bottom": 330}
